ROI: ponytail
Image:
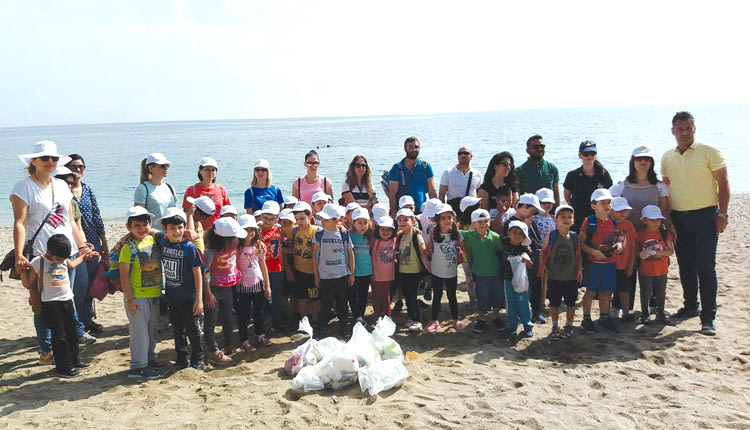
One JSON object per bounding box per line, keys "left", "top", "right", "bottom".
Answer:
{"left": 139, "top": 158, "right": 151, "bottom": 183}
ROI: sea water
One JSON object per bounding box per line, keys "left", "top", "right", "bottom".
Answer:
{"left": 1, "top": 103, "right": 747, "bottom": 225}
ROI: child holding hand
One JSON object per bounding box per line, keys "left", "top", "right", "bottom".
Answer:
{"left": 637, "top": 205, "right": 675, "bottom": 325}
{"left": 502, "top": 220, "right": 535, "bottom": 338}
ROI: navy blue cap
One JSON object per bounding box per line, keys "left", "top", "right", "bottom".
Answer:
{"left": 579, "top": 140, "right": 597, "bottom": 154}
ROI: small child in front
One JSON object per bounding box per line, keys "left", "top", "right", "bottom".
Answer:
{"left": 578, "top": 189, "right": 622, "bottom": 333}
{"left": 609, "top": 197, "right": 638, "bottom": 321}
{"left": 236, "top": 214, "right": 272, "bottom": 349}
{"left": 502, "top": 220, "right": 535, "bottom": 338}
{"left": 370, "top": 216, "right": 397, "bottom": 320}
{"left": 22, "top": 234, "right": 97, "bottom": 378}
{"left": 155, "top": 208, "right": 204, "bottom": 370}
{"left": 637, "top": 205, "right": 675, "bottom": 325}
{"left": 395, "top": 207, "right": 427, "bottom": 332}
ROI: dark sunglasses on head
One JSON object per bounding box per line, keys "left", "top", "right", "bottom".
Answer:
{"left": 458, "top": 151, "right": 471, "bottom": 156}
{"left": 69, "top": 164, "right": 85, "bottom": 171}
{"left": 581, "top": 152, "right": 597, "bottom": 157}
{"left": 38, "top": 156, "right": 59, "bottom": 162}
{"left": 354, "top": 163, "right": 367, "bottom": 168}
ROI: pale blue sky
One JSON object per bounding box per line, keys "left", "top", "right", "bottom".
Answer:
{"left": 1, "top": 0, "right": 747, "bottom": 127}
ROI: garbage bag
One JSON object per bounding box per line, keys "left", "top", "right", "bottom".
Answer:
{"left": 317, "top": 337, "right": 345, "bottom": 358}
{"left": 314, "top": 349, "right": 359, "bottom": 389}
{"left": 372, "top": 316, "right": 403, "bottom": 361}
{"left": 508, "top": 253, "right": 529, "bottom": 293}
{"left": 342, "top": 321, "right": 380, "bottom": 366}
{"left": 284, "top": 317, "right": 321, "bottom": 376}
{"left": 291, "top": 365, "right": 325, "bottom": 392}
{"left": 358, "top": 359, "right": 409, "bottom": 396}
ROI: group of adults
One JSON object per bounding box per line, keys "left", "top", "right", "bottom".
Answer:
{"left": 10, "top": 111, "right": 730, "bottom": 361}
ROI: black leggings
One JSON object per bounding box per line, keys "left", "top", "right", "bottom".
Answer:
{"left": 234, "top": 288, "right": 266, "bottom": 341}
{"left": 431, "top": 275, "right": 458, "bottom": 320}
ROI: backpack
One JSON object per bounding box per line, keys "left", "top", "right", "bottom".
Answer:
{"left": 383, "top": 160, "right": 428, "bottom": 199}
{"left": 104, "top": 241, "right": 139, "bottom": 294}
{"left": 538, "top": 229, "right": 581, "bottom": 278}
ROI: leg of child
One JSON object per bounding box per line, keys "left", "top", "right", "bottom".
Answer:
{"left": 203, "top": 296, "right": 219, "bottom": 354}
{"left": 582, "top": 289, "right": 597, "bottom": 317}
{"left": 146, "top": 298, "right": 159, "bottom": 365}
{"left": 125, "top": 297, "right": 151, "bottom": 370}
{"left": 597, "top": 291, "right": 612, "bottom": 318}
{"left": 215, "top": 288, "right": 235, "bottom": 350}
{"left": 541, "top": 272, "right": 548, "bottom": 312}
{"left": 268, "top": 271, "right": 285, "bottom": 329}
{"left": 491, "top": 275, "right": 505, "bottom": 321}
{"left": 188, "top": 312, "right": 204, "bottom": 366}
{"left": 333, "top": 276, "right": 350, "bottom": 331}
{"left": 445, "top": 276, "right": 459, "bottom": 323}
{"left": 318, "top": 279, "right": 334, "bottom": 333}
{"left": 170, "top": 300, "right": 189, "bottom": 366}
{"left": 355, "top": 275, "right": 370, "bottom": 319}
{"left": 474, "top": 275, "right": 490, "bottom": 322}
{"left": 461, "top": 262, "right": 476, "bottom": 303}
{"left": 251, "top": 291, "right": 266, "bottom": 338}
{"left": 371, "top": 280, "right": 391, "bottom": 318}
{"left": 529, "top": 274, "right": 542, "bottom": 319}
{"left": 431, "top": 276, "right": 445, "bottom": 321}
{"left": 640, "top": 275, "right": 654, "bottom": 318}
{"left": 233, "top": 289, "right": 252, "bottom": 343}
{"left": 548, "top": 280, "right": 560, "bottom": 325}
{"left": 43, "top": 301, "right": 70, "bottom": 373}
{"left": 402, "top": 273, "right": 421, "bottom": 323}
{"left": 565, "top": 281, "right": 578, "bottom": 325}
{"left": 61, "top": 300, "right": 80, "bottom": 366}
{"left": 504, "top": 280, "right": 520, "bottom": 332}
{"left": 518, "top": 289, "right": 533, "bottom": 332}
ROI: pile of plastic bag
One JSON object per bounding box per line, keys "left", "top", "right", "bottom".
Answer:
{"left": 285, "top": 316, "right": 409, "bottom": 396}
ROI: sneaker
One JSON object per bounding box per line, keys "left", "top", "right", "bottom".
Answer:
{"left": 622, "top": 313, "right": 636, "bottom": 322}
{"left": 355, "top": 316, "right": 367, "bottom": 327}
{"left": 609, "top": 308, "right": 620, "bottom": 319}
{"left": 492, "top": 318, "right": 507, "bottom": 331}
{"left": 190, "top": 362, "right": 205, "bottom": 371}
{"left": 157, "top": 315, "right": 171, "bottom": 333}
{"left": 148, "top": 359, "right": 167, "bottom": 368}
{"left": 639, "top": 315, "right": 651, "bottom": 325}
{"left": 392, "top": 301, "right": 403, "bottom": 313}
{"left": 408, "top": 321, "right": 423, "bottom": 332}
{"left": 423, "top": 286, "right": 432, "bottom": 301}
{"left": 224, "top": 345, "right": 243, "bottom": 355}
{"left": 534, "top": 314, "right": 547, "bottom": 324}
{"left": 57, "top": 368, "right": 81, "bottom": 379}
{"left": 522, "top": 329, "right": 534, "bottom": 338}
{"left": 256, "top": 334, "right": 272, "bottom": 347}
{"left": 674, "top": 307, "right": 700, "bottom": 319}
{"left": 473, "top": 319, "right": 486, "bottom": 334}
{"left": 79, "top": 332, "right": 97, "bottom": 345}
{"left": 39, "top": 352, "right": 54, "bottom": 365}
{"left": 240, "top": 340, "right": 257, "bottom": 352}
{"left": 176, "top": 362, "right": 189, "bottom": 370}
{"left": 700, "top": 321, "right": 716, "bottom": 336}
{"left": 656, "top": 312, "right": 674, "bottom": 326}
{"left": 549, "top": 326, "right": 561, "bottom": 340}
{"left": 562, "top": 325, "right": 573, "bottom": 339}
{"left": 581, "top": 318, "right": 599, "bottom": 333}
{"left": 74, "top": 361, "right": 91, "bottom": 369}
{"left": 128, "top": 367, "right": 160, "bottom": 379}
{"left": 598, "top": 317, "right": 618, "bottom": 333}
{"left": 453, "top": 320, "right": 465, "bottom": 331}
{"left": 426, "top": 320, "right": 440, "bottom": 333}
{"left": 207, "top": 350, "right": 232, "bottom": 365}
{"left": 85, "top": 322, "right": 104, "bottom": 334}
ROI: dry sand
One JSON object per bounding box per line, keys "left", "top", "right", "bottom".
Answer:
{"left": 1, "top": 196, "right": 749, "bottom": 429}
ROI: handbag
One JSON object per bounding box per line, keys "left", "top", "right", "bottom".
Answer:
{"left": 88, "top": 258, "right": 110, "bottom": 301}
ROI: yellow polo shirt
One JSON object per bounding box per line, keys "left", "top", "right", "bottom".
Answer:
{"left": 661, "top": 141, "right": 726, "bottom": 211}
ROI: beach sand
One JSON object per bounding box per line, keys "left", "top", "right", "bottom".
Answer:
{"left": 1, "top": 196, "right": 749, "bottom": 429}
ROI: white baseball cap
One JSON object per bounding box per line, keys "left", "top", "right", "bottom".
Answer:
{"left": 535, "top": 188, "right": 555, "bottom": 204}
{"left": 554, "top": 205, "right": 574, "bottom": 217}
{"left": 317, "top": 203, "right": 342, "bottom": 220}
{"left": 279, "top": 208, "right": 296, "bottom": 222}
{"left": 311, "top": 191, "right": 330, "bottom": 204}
{"left": 460, "top": 196, "right": 482, "bottom": 212}
{"left": 292, "top": 201, "right": 312, "bottom": 213}
{"left": 19, "top": 140, "right": 71, "bottom": 166}
{"left": 507, "top": 220, "right": 532, "bottom": 246}
{"left": 352, "top": 207, "right": 370, "bottom": 221}
{"left": 398, "top": 195, "right": 415, "bottom": 208}
{"left": 518, "top": 193, "right": 545, "bottom": 213}
{"left": 631, "top": 145, "right": 653, "bottom": 158}
{"left": 187, "top": 196, "right": 216, "bottom": 215}
{"left": 396, "top": 208, "right": 414, "bottom": 218}
{"left": 52, "top": 166, "right": 80, "bottom": 178}
{"left": 611, "top": 197, "right": 632, "bottom": 212}
{"left": 283, "top": 195, "right": 298, "bottom": 206}
{"left": 146, "top": 152, "right": 171, "bottom": 165}
{"left": 125, "top": 206, "right": 154, "bottom": 219}
{"left": 641, "top": 205, "right": 665, "bottom": 220}
{"left": 156, "top": 207, "right": 187, "bottom": 226}
{"left": 590, "top": 188, "right": 613, "bottom": 202}
{"left": 261, "top": 200, "right": 280, "bottom": 215}
{"left": 372, "top": 203, "right": 389, "bottom": 220}
{"left": 254, "top": 159, "right": 270, "bottom": 169}
{"left": 422, "top": 198, "right": 441, "bottom": 218}
{"left": 471, "top": 208, "right": 490, "bottom": 223}
{"left": 253, "top": 210, "right": 262, "bottom": 218}
{"left": 345, "top": 202, "right": 361, "bottom": 213}
{"left": 220, "top": 205, "right": 238, "bottom": 216}
{"left": 213, "top": 217, "right": 248, "bottom": 238}
{"left": 238, "top": 214, "right": 259, "bottom": 229}
{"left": 435, "top": 203, "right": 455, "bottom": 217}
{"left": 377, "top": 216, "right": 395, "bottom": 229}
{"left": 199, "top": 157, "right": 218, "bottom": 168}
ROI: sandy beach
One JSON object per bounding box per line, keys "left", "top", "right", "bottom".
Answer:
{"left": 1, "top": 196, "right": 749, "bottom": 430}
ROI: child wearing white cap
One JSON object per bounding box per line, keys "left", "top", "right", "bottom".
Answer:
{"left": 501, "top": 220, "right": 535, "bottom": 338}
{"left": 236, "top": 214, "right": 272, "bottom": 349}
{"left": 282, "top": 195, "right": 298, "bottom": 210}
{"left": 489, "top": 185, "right": 515, "bottom": 236}
{"left": 395, "top": 208, "right": 427, "bottom": 332}
{"left": 609, "top": 197, "right": 638, "bottom": 321}
{"left": 135, "top": 153, "right": 177, "bottom": 232}
{"left": 257, "top": 201, "right": 287, "bottom": 332}
{"left": 182, "top": 157, "right": 230, "bottom": 230}
{"left": 349, "top": 208, "right": 373, "bottom": 326}
{"left": 636, "top": 205, "right": 675, "bottom": 325}
{"left": 370, "top": 216, "right": 397, "bottom": 319}
{"left": 185, "top": 196, "right": 216, "bottom": 253}
{"left": 290, "top": 201, "right": 321, "bottom": 326}
{"left": 219, "top": 205, "right": 238, "bottom": 220}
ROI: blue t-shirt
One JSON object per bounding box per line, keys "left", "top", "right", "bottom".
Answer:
{"left": 244, "top": 185, "right": 284, "bottom": 213}
{"left": 351, "top": 232, "right": 372, "bottom": 277}
{"left": 388, "top": 158, "right": 434, "bottom": 211}
{"left": 156, "top": 232, "right": 204, "bottom": 302}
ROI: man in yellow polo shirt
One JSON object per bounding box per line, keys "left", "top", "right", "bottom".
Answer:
{"left": 661, "top": 111, "right": 730, "bottom": 336}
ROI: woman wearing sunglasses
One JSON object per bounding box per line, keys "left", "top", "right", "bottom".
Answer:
{"left": 134, "top": 152, "right": 177, "bottom": 232}
{"left": 244, "top": 159, "right": 284, "bottom": 214}
{"left": 292, "top": 150, "right": 333, "bottom": 205}
{"left": 11, "top": 141, "right": 95, "bottom": 364}
{"left": 341, "top": 155, "right": 377, "bottom": 210}
{"left": 563, "top": 140, "right": 613, "bottom": 232}
{"left": 477, "top": 151, "right": 520, "bottom": 210}
{"left": 182, "top": 157, "right": 230, "bottom": 228}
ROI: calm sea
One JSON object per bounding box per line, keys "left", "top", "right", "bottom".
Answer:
{"left": 1, "top": 103, "right": 748, "bottom": 226}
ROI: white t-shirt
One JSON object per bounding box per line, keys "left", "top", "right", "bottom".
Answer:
{"left": 429, "top": 232, "right": 459, "bottom": 279}
{"left": 133, "top": 182, "right": 177, "bottom": 231}
{"left": 312, "top": 229, "right": 353, "bottom": 279}
{"left": 31, "top": 255, "right": 74, "bottom": 302}
{"left": 490, "top": 207, "right": 516, "bottom": 226}
{"left": 440, "top": 166, "right": 482, "bottom": 200}
{"left": 11, "top": 177, "right": 79, "bottom": 258}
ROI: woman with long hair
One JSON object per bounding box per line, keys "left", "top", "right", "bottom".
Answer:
{"left": 292, "top": 150, "right": 333, "bottom": 204}
{"left": 341, "top": 155, "right": 377, "bottom": 210}
{"left": 182, "top": 157, "right": 230, "bottom": 229}
{"left": 244, "top": 158, "right": 284, "bottom": 214}
{"left": 477, "top": 151, "right": 520, "bottom": 210}
{"left": 134, "top": 152, "right": 177, "bottom": 232}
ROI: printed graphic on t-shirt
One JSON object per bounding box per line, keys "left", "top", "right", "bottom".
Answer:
{"left": 641, "top": 238, "right": 665, "bottom": 259}
{"left": 162, "top": 246, "right": 184, "bottom": 287}
{"left": 47, "top": 262, "right": 69, "bottom": 287}
{"left": 137, "top": 245, "right": 162, "bottom": 289}
{"left": 379, "top": 245, "right": 395, "bottom": 263}
{"left": 47, "top": 203, "right": 67, "bottom": 228}
{"left": 438, "top": 242, "right": 458, "bottom": 266}
{"left": 551, "top": 242, "right": 573, "bottom": 267}
{"left": 295, "top": 236, "right": 314, "bottom": 259}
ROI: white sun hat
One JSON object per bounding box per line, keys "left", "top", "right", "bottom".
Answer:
{"left": 52, "top": 166, "right": 80, "bottom": 179}
{"left": 19, "top": 140, "right": 71, "bottom": 166}
{"left": 220, "top": 205, "right": 238, "bottom": 216}
{"left": 261, "top": 200, "right": 281, "bottom": 215}
{"left": 155, "top": 207, "right": 187, "bottom": 226}
{"left": 125, "top": 206, "right": 154, "bottom": 219}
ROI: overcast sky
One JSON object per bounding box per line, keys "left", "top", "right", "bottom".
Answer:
{"left": 1, "top": 0, "right": 748, "bottom": 127}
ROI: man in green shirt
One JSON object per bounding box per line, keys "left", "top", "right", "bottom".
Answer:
{"left": 516, "top": 135, "right": 560, "bottom": 205}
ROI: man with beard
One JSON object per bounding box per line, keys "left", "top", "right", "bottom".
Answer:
{"left": 439, "top": 146, "right": 482, "bottom": 214}
{"left": 388, "top": 136, "right": 436, "bottom": 217}
{"left": 516, "top": 134, "right": 560, "bottom": 206}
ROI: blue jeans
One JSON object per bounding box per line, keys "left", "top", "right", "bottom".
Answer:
{"left": 505, "top": 280, "right": 532, "bottom": 332}
{"left": 474, "top": 275, "right": 505, "bottom": 312}
{"left": 72, "top": 253, "right": 94, "bottom": 327}
{"left": 34, "top": 258, "right": 86, "bottom": 353}
{"left": 268, "top": 271, "right": 285, "bottom": 327}
{"left": 672, "top": 207, "right": 718, "bottom": 323}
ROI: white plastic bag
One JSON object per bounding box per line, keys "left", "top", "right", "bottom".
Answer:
{"left": 342, "top": 322, "right": 381, "bottom": 367}
{"left": 317, "top": 337, "right": 345, "bottom": 358}
{"left": 291, "top": 365, "right": 325, "bottom": 392}
{"left": 357, "top": 359, "right": 410, "bottom": 396}
{"left": 508, "top": 253, "right": 529, "bottom": 293}
{"left": 284, "top": 317, "right": 321, "bottom": 376}
{"left": 372, "top": 316, "right": 403, "bottom": 361}
{"left": 314, "top": 349, "right": 359, "bottom": 389}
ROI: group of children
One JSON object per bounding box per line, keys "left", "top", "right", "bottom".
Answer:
{"left": 22, "top": 180, "right": 676, "bottom": 379}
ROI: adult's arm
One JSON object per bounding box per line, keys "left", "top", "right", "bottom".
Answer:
{"left": 714, "top": 166, "right": 730, "bottom": 234}
{"left": 438, "top": 184, "right": 448, "bottom": 202}
{"left": 426, "top": 177, "right": 437, "bottom": 199}
{"left": 552, "top": 182, "right": 561, "bottom": 206}
{"left": 292, "top": 180, "right": 300, "bottom": 199}
{"left": 133, "top": 182, "right": 146, "bottom": 208}
{"left": 658, "top": 195, "right": 673, "bottom": 231}
{"left": 388, "top": 180, "right": 399, "bottom": 216}
{"left": 70, "top": 204, "right": 88, "bottom": 248}
{"left": 477, "top": 188, "right": 490, "bottom": 210}
{"left": 438, "top": 169, "right": 449, "bottom": 202}
{"left": 11, "top": 195, "right": 30, "bottom": 270}
{"left": 563, "top": 188, "right": 572, "bottom": 205}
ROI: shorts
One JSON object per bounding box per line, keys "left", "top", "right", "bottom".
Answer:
{"left": 547, "top": 279, "right": 578, "bottom": 307}
{"left": 474, "top": 275, "right": 505, "bottom": 311}
{"left": 615, "top": 269, "right": 635, "bottom": 294}
{"left": 293, "top": 270, "right": 319, "bottom": 301}
{"left": 585, "top": 262, "right": 616, "bottom": 293}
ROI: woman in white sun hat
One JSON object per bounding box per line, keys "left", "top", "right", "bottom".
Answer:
{"left": 11, "top": 140, "right": 95, "bottom": 363}
{"left": 134, "top": 152, "right": 177, "bottom": 232}
{"left": 182, "top": 156, "right": 231, "bottom": 230}
{"left": 244, "top": 158, "right": 284, "bottom": 214}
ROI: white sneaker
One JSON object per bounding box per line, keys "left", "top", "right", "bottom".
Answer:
{"left": 79, "top": 332, "right": 97, "bottom": 345}
{"left": 408, "top": 321, "right": 423, "bottom": 332}
{"left": 609, "top": 308, "right": 620, "bottom": 319}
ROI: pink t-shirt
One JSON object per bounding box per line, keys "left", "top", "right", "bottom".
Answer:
{"left": 237, "top": 245, "right": 266, "bottom": 293}
{"left": 209, "top": 245, "right": 241, "bottom": 287}
{"left": 371, "top": 237, "right": 397, "bottom": 282}
{"left": 295, "top": 175, "right": 329, "bottom": 205}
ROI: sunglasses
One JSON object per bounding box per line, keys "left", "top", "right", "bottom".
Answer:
{"left": 634, "top": 156, "right": 651, "bottom": 162}
{"left": 581, "top": 152, "right": 597, "bottom": 157}
{"left": 68, "top": 164, "right": 85, "bottom": 171}
{"left": 354, "top": 163, "right": 367, "bottom": 168}
{"left": 157, "top": 164, "right": 170, "bottom": 168}
{"left": 306, "top": 161, "right": 320, "bottom": 166}
{"left": 37, "top": 156, "right": 59, "bottom": 162}
{"left": 531, "top": 144, "right": 546, "bottom": 150}
{"left": 406, "top": 145, "right": 420, "bottom": 150}
{"left": 458, "top": 151, "right": 471, "bottom": 156}
{"left": 254, "top": 168, "right": 268, "bottom": 172}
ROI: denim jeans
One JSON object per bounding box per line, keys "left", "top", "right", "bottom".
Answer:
{"left": 72, "top": 253, "right": 95, "bottom": 327}
{"left": 672, "top": 207, "right": 718, "bottom": 323}
{"left": 505, "top": 280, "right": 532, "bottom": 332}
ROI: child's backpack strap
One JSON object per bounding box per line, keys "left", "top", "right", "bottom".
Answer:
{"left": 314, "top": 229, "right": 324, "bottom": 244}
{"left": 292, "top": 225, "right": 300, "bottom": 243}
{"left": 411, "top": 231, "right": 423, "bottom": 270}
{"left": 585, "top": 215, "right": 597, "bottom": 248}
{"left": 570, "top": 231, "right": 579, "bottom": 250}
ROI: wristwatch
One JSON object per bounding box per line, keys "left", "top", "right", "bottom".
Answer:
{"left": 718, "top": 213, "right": 729, "bottom": 219}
